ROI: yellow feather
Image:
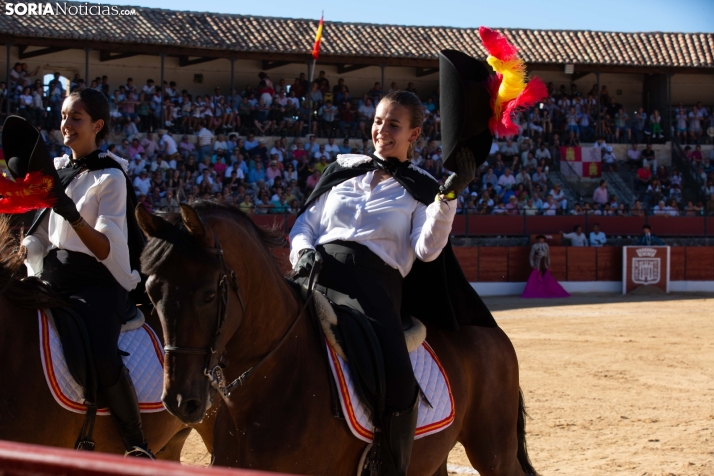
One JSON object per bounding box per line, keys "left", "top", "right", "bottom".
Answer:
{"left": 487, "top": 56, "right": 528, "bottom": 125}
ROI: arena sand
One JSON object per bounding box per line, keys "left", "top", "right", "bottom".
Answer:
{"left": 181, "top": 293, "right": 714, "bottom": 475}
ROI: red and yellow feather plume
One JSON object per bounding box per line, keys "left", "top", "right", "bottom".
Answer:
{"left": 0, "top": 171, "right": 56, "bottom": 214}
{"left": 479, "top": 26, "right": 548, "bottom": 137}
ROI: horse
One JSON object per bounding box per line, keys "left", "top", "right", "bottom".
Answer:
{"left": 0, "top": 217, "right": 215, "bottom": 460}
{"left": 137, "top": 200, "right": 537, "bottom": 476}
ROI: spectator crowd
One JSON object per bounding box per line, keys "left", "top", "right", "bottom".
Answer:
{"left": 2, "top": 61, "right": 714, "bottom": 218}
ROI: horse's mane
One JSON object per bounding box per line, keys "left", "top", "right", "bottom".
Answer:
{"left": 0, "top": 216, "right": 66, "bottom": 309}
{"left": 141, "top": 200, "right": 287, "bottom": 277}
{"left": 0, "top": 217, "right": 23, "bottom": 289}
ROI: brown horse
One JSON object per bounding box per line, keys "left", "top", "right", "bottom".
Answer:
{"left": 137, "top": 200, "right": 537, "bottom": 476}
{"left": 0, "top": 218, "right": 214, "bottom": 460}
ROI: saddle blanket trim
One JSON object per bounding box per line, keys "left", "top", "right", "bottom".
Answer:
{"left": 326, "top": 340, "right": 455, "bottom": 443}
{"left": 38, "top": 310, "right": 166, "bottom": 414}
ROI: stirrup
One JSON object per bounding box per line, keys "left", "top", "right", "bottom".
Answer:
{"left": 124, "top": 446, "right": 155, "bottom": 459}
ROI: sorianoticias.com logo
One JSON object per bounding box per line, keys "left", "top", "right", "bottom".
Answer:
{"left": 5, "top": 2, "right": 138, "bottom": 16}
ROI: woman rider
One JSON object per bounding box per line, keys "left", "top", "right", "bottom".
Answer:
{"left": 289, "top": 91, "right": 475, "bottom": 476}
{"left": 21, "top": 88, "right": 152, "bottom": 458}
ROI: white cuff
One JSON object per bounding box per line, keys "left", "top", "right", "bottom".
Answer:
{"left": 22, "top": 235, "right": 46, "bottom": 276}
{"left": 289, "top": 241, "right": 316, "bottom": 267}
{"left": 427, "top": 198, "right": 458, "bottom": 222}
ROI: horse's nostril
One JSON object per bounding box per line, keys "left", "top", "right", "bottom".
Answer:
{"left": 183, "top": 399, "right": 201, "bottom": 417}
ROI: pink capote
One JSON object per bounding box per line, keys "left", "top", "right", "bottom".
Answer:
{"left": 521, "top": 269, "right": 570, "bottom": 299}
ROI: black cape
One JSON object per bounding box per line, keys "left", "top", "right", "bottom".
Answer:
{"left": 27, "top": 151, "right": 146, "bottom": 300}
{"left": 300, "top": 155, "right": 496, "bottom": 331}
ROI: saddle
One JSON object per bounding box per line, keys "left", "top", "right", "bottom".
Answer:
{"left": 313, "top": 291, "right": 426, "bottom": 419}
{"left": 49, "top": 299, "right": 144, "bottom": 450}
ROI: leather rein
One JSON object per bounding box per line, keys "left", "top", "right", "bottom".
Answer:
{"left": 162, "top": 233, "right": 315, "bottom": 401}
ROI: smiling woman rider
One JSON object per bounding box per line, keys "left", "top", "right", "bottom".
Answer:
{"left": 289, "top": 90, "right": 476, "bottom": 476}
{"left": 20, "top": 88, "right": 152, "bottom": 458}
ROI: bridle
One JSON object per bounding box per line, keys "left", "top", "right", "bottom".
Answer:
{"left": 162, "top": 232, "right": 316, "bottom": 401}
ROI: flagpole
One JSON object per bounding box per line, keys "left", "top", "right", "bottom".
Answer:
{"left": 307, "top": 12, "right": 323, "bottom": 138}
{"left": 307, "top": 58, "right": 316, "bottom": 136}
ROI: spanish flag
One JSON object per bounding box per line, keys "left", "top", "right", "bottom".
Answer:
{"left": 311, "top": 14, "right": 324, "bottom": 60}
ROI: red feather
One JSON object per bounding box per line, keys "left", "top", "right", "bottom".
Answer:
{"left": 479, "top": 26, "right": 519, "bottom": 62}
{"left": 490, "top": 77, "right": 548, "bottom": 137}
{"left": 0, "top": 172, "right": 57, "bottom": 214}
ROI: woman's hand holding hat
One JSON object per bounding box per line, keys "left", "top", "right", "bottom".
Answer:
{"left": 52, "top": 190, "right": 81, "bottom": 225}
{"left": 441, "top": 146, "right": 476, "bottom": 199}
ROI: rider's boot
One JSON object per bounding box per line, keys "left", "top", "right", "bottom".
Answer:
{"left": 102, "top": 366, "right": 155, "bottom": 459}
{"left": 367, "top": 395, "right": 418, "bottom": 476}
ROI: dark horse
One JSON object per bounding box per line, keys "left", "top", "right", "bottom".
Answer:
{"left": 137, "top": 201, "right": 537, "bottom": 476}
{"left": 0, "top": 217, "right": 214, "bottom": 460}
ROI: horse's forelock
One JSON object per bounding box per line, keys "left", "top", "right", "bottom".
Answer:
{"left": 140, "top": 217, "right": 215, "bottom": 276}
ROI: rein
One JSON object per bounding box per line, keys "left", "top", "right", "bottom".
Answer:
{"left": 162, "top": 233, "right": 317, "bottom": 401}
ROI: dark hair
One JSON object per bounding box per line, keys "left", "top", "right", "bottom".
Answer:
{"left": 643, "top": 224, "right": 652, "bottom": 230}
{"left": 380, "top": 90, "right": 424, "bottom": 159}
{"left": 67, "top": 88, "right": 110, "bottom": 145}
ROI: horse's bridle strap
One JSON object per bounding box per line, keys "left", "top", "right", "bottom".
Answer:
{"left": 163, "top": 346, "right": 210, "bottom": 355}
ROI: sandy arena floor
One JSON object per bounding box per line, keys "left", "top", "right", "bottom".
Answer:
{"left": 180, "top": 293, "right": 714, "bottom": 475}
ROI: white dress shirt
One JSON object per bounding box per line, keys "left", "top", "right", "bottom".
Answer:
{"left": 289, "top": 168, "right": 456, "bottom": 278}
{"left": 23, "top": 157, "right": 141, "bottom": 291}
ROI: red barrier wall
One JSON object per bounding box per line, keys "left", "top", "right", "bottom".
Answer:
{"left": 670, "top": 247, "right": 686, "bottom": 281}
{"left": 463, "top": 215, "right": 524, "bottom": 236}
{"left": 647, "top": 216, "right": 705, "bottom": 236}
{"left": 450, "top": 246, "right": 714, "bottom": 282}
{"left": 526, "top": 216, "right": 585, "bottom": 235}
{"left": 684, "top": 247, "right": 714, "bottom": 281}
{"left": 478, "top": 246, "right": 509, "bottom": 282}
{"left": 596, "top": 247, "right": 623, "bottom": 281}
{"left": 0, "top": 440, "right": 293, "bottom": 476}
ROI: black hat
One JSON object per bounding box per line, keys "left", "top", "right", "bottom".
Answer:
{"left": 439, "top": 49, "right": 494, "bottom": 172}
{"left": 2, "top": 116, "right": 59, "bottom": 184}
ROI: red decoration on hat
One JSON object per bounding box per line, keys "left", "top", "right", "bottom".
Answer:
{"left": 0, "top": 172, "right": 56, "bottom": 214}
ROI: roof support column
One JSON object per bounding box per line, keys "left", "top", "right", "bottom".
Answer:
{"left": 666, "top": 73, "right": 672, "bottom": 141}
{"left": 84, "top": 48, "right": 90, "bottom": 85}
{"left": 380, "top": 64, "right": 385, "bottom": 97}
{"left": 160, "top": 53, "right": 165, "bottom": 131}
{"left": 6, "top": 42, "right": 11, "bottom": 117}
{"left": 595, "top": 71, "right": 602, "bottom": 136}
{"left": 230, "top": 58, "right": 235, "bottom": 101}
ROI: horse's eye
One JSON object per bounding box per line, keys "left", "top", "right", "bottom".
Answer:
{"left": 203, "top": 292, "right": 216, "bottom": 303}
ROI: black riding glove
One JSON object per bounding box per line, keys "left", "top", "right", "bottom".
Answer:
{"left": 295, "top": 249, "right": 320, "bottom": 278}
{"left": 52, "top": 190, "right": 81, "bottom": 224}
{"left": 441, "top": 146, "right": 477, "bottom": 199}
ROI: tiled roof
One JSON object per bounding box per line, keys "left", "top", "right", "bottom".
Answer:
{"left": 0, "top": 4, "right": 712, "bottom": 69}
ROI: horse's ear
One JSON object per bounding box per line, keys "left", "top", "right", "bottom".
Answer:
{"left": 135, "top": 203, "right": 170, "bottom": 238}
{"left": 179, "top": 204, "right": 208, "bottom": 242}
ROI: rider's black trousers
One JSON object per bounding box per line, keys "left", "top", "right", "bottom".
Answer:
{"left": 42, "top": 248, "right": 127, "bottom": 388}
{"left": 315, "top": 240, "right": 417, "bottom": 411}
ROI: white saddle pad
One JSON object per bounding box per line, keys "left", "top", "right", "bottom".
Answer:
{"left": 326, "top": 341, "right": 454, "bottom": 443}
{"left": 38, "top": 310, "right": 165, "bottom": 414}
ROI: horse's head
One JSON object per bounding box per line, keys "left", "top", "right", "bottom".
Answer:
{"left": 137, "top": 202, "right": 253, "bottom": 424}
